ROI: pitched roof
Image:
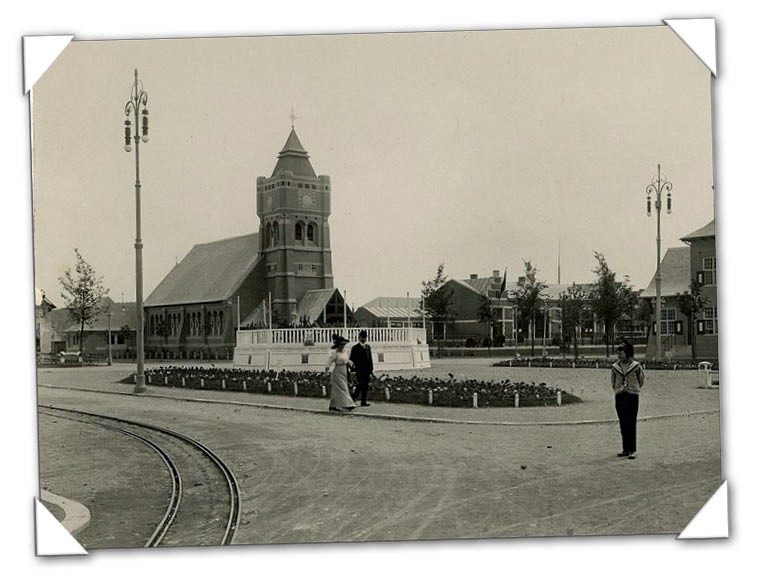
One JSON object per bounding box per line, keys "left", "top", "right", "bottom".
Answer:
{"left": 640, "top": 246, "right": 691, "bottom": 298}
{"left": 145, "top": 233, "right": 260, "bottom": 307}
{"left": 296, "top": 289, "right": 339, "bottom": 321}
{"left": 358, "top": 296, "right": 423, "bottom": 319}
{"left": 63, "top": 302, "right": 138, "bottom": 333}
{"left": 271, "top": 129, "right": 317, "bottom": 178}
{"left": 681, "top": 219, "right": 716, "bottom": 242}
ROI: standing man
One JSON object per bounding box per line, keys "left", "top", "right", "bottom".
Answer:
{"left": 350, "top": 330, "right": 375, "bottom": 407}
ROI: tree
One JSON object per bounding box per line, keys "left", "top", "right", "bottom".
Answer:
{"left": 421, "top": 264, "right": 457, "bottom": 355}
{"left": 478, "top": 294, "right": 497, "bottom": 353}
{"left": 155, "top": 317, "right": 170, "bottom": 358}
{"left": 674, "top": 279, "right": 709, "bottom": 360}
{"left": 514, "top": 261, "right": 547, "bottom": 356}
{"left": 58, "top": 249, "right": 109, "bottom": 354}
{"left": 558, "top": 284, "right": 588, "bottom": 360}
{"left": 589, "top": 252, "right": 639, "bottom": 357}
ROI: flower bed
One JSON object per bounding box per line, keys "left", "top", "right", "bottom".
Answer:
{"left": 492, "top": 358, "right": 717, "bottom": 371}
{"left": 121, "top": 366, "right": 581, "bottom": 408}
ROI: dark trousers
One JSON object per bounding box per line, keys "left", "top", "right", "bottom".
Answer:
{"left": 352, "top": 373, "right": 370, "bottom": 405}
{"left": 615, "top": 392, "right": 639, "bottom": 453}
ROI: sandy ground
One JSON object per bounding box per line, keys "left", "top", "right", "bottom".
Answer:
{"left": 36, "top": 359, "right": 723, "bottom": 547}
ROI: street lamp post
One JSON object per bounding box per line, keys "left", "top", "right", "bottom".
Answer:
{"left": 107, "top": 310, "right": 112, "bottom": 366}
{"left": 123, "top": 69, "right": 150, "bottom": 393}
{"left": 646, "top": 164, "right": 673, "bottom": 361}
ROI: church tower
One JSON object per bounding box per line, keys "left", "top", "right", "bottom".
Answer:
{"left": 256, "top": 126, "right": 334, "bottom": 323}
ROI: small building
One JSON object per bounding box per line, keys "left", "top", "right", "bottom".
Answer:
{"left": 640, "top": 246, "right": 690, "bottom": 359}
{"left": 62, "top": 298, "right": 138, "bottom": 359}
{"left": 354, "top": 296, "right": 424, "bottom": 328}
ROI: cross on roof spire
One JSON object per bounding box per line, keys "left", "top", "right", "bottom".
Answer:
{"left": 289, "top": 108, "right": 297, "bottom": 129}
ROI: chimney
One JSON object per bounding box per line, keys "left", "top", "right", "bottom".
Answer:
{"left": 470, "top": 274, "right": 478, "bottom": 280}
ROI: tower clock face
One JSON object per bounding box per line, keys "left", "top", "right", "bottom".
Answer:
{"left": 300, "top": 192, "right": 315, "bottom": 209}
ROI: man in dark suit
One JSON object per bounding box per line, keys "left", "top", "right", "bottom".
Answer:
{"left": 350, "top": 330, "right": 375, "bottom": 407}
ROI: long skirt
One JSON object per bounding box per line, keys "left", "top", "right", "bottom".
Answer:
{"left": 330, "top": 364, "right": 355, "bottom": 409}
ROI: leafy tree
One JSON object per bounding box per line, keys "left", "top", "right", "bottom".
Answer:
{"left": 590, "top": 252, "right": 639, "bottom": 357}
{"left": 478, "top": 294, "right": 497, "bottom": 354}
{"left": 558, "top": 284, "right": 589, "bottom": 360}
{"left": 421, "top": 264, "right": 457, "bottom": 354}
{"left": 58, "top": 249, "right": 109, "bottom": 354}
{"left": 514, "top": 261, "right": 547, "bottom": 355}
{"left": 674, "top": 279, "right": 709, "bottom": 360}
{"left": 155, "top": 318, "right": 170, "bottom": 357}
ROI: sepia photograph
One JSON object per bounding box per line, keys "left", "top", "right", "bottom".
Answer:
{"left": 30, "top": 25, "right": 721, "bottom": 550}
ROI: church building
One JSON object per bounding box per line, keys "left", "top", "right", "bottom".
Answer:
{"left": 144, "top": 127, "right": 349, "bottom": 359}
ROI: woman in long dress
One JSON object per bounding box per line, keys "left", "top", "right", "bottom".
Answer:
{"left": 326, "top": 335, "right": 356, "bottom": 412}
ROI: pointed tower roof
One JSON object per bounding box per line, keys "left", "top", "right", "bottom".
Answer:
{"left": 271, "top": 128, "right": 317, "bottom": 178}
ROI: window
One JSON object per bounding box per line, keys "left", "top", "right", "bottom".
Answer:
{"left": 298, "top": 264, "right": 304, "bottom": 272}
{"left": 311, "top": 264, "right": 318, "bottom": 273}
{"left": 273, "top": 221, "right": 280, "bottom": 245}
{"left": 295, "top": 222, "right": 303, "bottom": 241}
{"left": 697, "top": 257, "right": 717, "bottom": 286}
{"left": 657, "top": 308, "right": 680, "bottom": 335}
{"left": 307, "top": 223, "right": 316, "bottom": 242}
{"left": 265, "top": 223, "right": 272, "bottom": 248}
{"left": 698, "top": 306, "right": 718, "bottom": 335}
{"left": 298, "top": 183, "right": 303, "bottom": 188}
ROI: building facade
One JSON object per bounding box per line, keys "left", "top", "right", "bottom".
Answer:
{"left": 642, "top": 220, "right": 718, "bottom": 361}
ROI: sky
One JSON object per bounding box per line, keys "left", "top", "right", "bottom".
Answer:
{"left": 31, "top": 26, "right": 714, "bottom": 309}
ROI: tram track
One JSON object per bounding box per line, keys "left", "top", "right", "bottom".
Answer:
{"left": 39, "top": 404, "right": 242, "bottom": 547}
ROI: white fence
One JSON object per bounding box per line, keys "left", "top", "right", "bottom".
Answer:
{"left": 237, "top": 327, "right": 427, "bottom": 347}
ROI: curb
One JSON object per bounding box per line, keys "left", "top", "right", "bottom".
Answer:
{"left": 37, "top": 383, "right": 719, "bottom": 427}
{"left": 41, "top": 489, "right": 91, "bottom": 535}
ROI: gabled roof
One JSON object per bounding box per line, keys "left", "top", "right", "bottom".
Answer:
{"left": 357, "top": 296, "right": 423, "bottom": 319}
{"left": 145, "top": 233, "right": 260, "bottom": 307}
{"left": 640, "top": 246, "right": 691, "bottom": 298}
{"left": 681, "top": 219, "right": 716, "bottom": 242}
{"left": 271, "top": 129, "right": 317, "bottom": 178}
{"left": 296, "top": 289, "right": 340, "bottom": 321}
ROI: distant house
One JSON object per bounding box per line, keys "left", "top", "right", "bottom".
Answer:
{"left": 354, "top": 297, "right": 424, "bottom": 329}
{"left": 62, "top": 298, "right": 138, "bottom": 359}
{"left": 641, "top": 219, "right": 718, "bottom": 361}
{"left": 35, "top": 289, "right": 59, "bottom": 353}
{"left": 434, "top": 270, "right": 586, "bottom": 346}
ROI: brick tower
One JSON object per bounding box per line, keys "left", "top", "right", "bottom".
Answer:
{"left": 256, "top": 127, "right": 334, "bottom": 323}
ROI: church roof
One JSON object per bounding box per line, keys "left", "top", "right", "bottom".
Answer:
{"left": 271, "top": 129, "right": 317, "bottom": 178}
{"left": 145, "top": 233, "right": 260, "bottom": 307}
{"left": 640, "top": 246, "right": 691, "bottom": 298}
{"left": 681, "top": 219, "right": 716, "bottom": 242}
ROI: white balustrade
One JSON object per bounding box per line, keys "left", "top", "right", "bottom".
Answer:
{"left": 235, "top": 326, "right": 426, "bottom": 346}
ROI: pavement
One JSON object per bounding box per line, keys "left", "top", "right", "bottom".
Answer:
{"left": 36, "top": 360, "right": 721, "bottom": 426}
{"left": 35, "top": 360, "right": 724, "bottom": 545}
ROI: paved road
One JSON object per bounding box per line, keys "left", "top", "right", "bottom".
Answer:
{"left": 36, "top": 361, "right": 722, "bottom": 547}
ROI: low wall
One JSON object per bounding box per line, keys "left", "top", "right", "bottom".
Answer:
{"left": 233, "top": 327, "right": 431, "bottom": 371}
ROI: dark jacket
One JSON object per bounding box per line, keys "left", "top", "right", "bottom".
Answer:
{"left": 349, "top": 342, "right": 374, "bottom": 377}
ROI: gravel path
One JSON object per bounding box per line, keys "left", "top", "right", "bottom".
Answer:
{"left": 36, "top": 360, "right": 723, "bottom": 546}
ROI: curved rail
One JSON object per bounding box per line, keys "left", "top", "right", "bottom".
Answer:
{"left": 39, "top": 404, "right": 242, "bottom": 546}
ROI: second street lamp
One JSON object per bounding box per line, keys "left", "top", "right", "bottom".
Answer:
{"left": 124, "top": 68, "right": 150, "bottom": 393}
{"left": 646, "top": 164, "right": 673, "bottom": 361}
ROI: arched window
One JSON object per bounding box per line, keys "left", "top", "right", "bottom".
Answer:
{"left": 265, "top": 223, "right": 272, "bottom": 248}
{"left": 295, "top": 221, "right": 304, "bottom": 242}
{"left": 273, "top": 221, "right": 280, "bottom": 245}
{"left": 307, "top": 222, "right": 316, "bottom": 243}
